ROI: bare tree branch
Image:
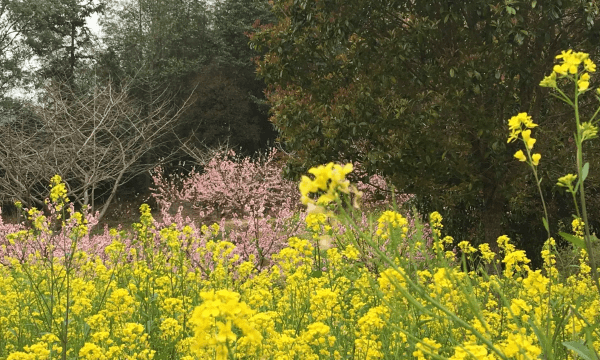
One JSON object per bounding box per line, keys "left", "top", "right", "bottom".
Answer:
{"left": 0, "top": 76, "right": 195, "bottom": 221}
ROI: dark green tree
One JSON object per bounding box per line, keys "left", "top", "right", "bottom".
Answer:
{"left": 200, "top": 0, "right": 277, "bottom": 151}
{"left": 13, "top": 0, "right": 105, "bottom": 89}
{"left": 0, "top": 0, "right": 34, "bottom": 99}
{"left": 100, "top": 0, "right": 277, "bottom": 154}
{"left": 251, "top": 0, "right": 600, "bottom": 255}
{"left": 101, "top": 0, "right": 214, "bottom": 86}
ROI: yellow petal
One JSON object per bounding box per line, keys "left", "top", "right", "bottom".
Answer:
{"left": 514, "top": 150, "right": 527, "bottom": 162}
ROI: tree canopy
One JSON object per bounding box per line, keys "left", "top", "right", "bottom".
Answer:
{"left": 251, "top": 0, "right": 600, "bottom": 254}
{"left": 100, "top": 0, "right": 276, "bottom": 154}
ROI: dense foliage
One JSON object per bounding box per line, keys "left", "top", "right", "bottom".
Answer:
{"left": 250, "top": 0, "right": 600, "bottom": 254}
{"left": 99, "top": 0, "right": 276, "bottom": 154}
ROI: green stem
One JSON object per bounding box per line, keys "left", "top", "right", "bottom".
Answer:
{"left": 372, "top": 244, "right": 509, "bottom": 360}
{"left": 573, "top": 84, "right": 600, "bottom": 296}
{"left": 525, "top": 146, "right": 551, "bottom": 240}
{"left": 570, "top": 190, "right": 581, "bottom": 219}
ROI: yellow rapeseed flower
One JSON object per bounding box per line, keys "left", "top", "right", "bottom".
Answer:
{"left": 457, "top": 240, "right": 477, "bottom": 255}
{"left": 376, "top": 210, "right": 408, "bottom": 240}
{"left": 580, "top": 122, "right": 598, "bottom": 141}
{"left": 578, "top": 72, "right": 591, "bottom": 91}
{"left": 539, "top": 71, "right": 557, "bottom": 88}
{"left": 521, "top": 130, "right": 536, "bottom": 150}
{"left": 585, "top": 58, "right": 596, "bottom": 72}
{"left": 299, "top": 162, "right": 353, "bottom": 205}
{"left": 478, "top": 243, "right": 496, "bottom": 264}
{"left": 507, "top": 112, "right": 537, "bottom": 143}
{"left": 49, "top": 175, "right": 69, "bottom": 206}
{"left": 513, "top": 150, "right": 526, "bottom": 162}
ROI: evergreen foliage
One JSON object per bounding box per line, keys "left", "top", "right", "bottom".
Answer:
{"left": 251, "top": 0, "right": 600, "bottom": 255}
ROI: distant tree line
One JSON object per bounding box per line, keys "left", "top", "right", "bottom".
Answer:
{"left": 0, "top": 0, "right": 277, "bottom": 219}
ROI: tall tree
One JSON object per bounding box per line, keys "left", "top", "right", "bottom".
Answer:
{"left": 101, "top": 0, "right": 214, "bottom": 92}
{"left": 251, "top": 0, "right": 600, "bottom": 254}
{"left": 0, "top": 78, "right": 193, "bottom": 221}
{"left": 100, "top": 0, "right": 277, "bottom": 154}
{"left": 196, "top": 0, "right": 277, "bottom": 151}
{"left": 14, "top": 0, "right": 105, "bottom": 89}
{"left": 0, "top": 0, "right": 34, "bottom": 99}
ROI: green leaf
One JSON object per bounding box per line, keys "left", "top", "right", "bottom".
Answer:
{"left": 506, "top": 6, "right": 516, "bottom": 15}
{"left": 562, "top": 341, "right": 597, "bottom": 360}
{"left": 582, "top": 162, "right": 590, "bottom": 182}
{"left": 542, "top": 217, "right": 549, "bottom": 233}
{"left": 559, "top": 232, "right": 586, "bottom": 249}
{"left": 449, "top": 68, "right": 455, "bottom": 77}
{"left": 532, "top": 1, "right": 537, "bottom": 8}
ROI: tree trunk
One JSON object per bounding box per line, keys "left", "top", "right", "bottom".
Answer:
{"left": 481, "top": 178, "right": 505, "bottom": 274}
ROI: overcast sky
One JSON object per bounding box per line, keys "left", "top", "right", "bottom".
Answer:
{"left": 89, "top": 11, "right": 102, "bottom": 38}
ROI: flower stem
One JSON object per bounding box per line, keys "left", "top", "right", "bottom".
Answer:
{"left": 574, "top": 85, "right": 600, "bottom": 296}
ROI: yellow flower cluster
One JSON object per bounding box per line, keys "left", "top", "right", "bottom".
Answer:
{"left": 1, "top": 213, "right": 598, "bottom": 359}
{"left": 305, "top": 212, "right": 329, "bottom": 232}
{"left": 189, "top": 290, "right": 262, "bottom": 359}
{"left": 49, "top": 175, "right": 69, "bottom": 210}
{"left": 1, "top": 167, "right": 600, "bottom": 360}
{"left": 557, "top": 173, "right": 577, "bottom": 189}
{"left": 376, "top": 210, "right": 408, "bottom": 240}
{"left": 540, "top": 49, "right": 596, "bottom": 91}
{"left": 430, "top": 211, "right": 443, "bottom": 237}
{"left": 298, "top": 162, "right": 355, "bottom": 205}
{"left": 507, "top": 112, "right": 541, "bottom": 166}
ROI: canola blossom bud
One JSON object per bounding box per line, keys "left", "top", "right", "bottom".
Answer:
{"left": 580, "top": 122, "right": 598, "bottom": 141}
{"left": 539, "top": 72, "right": 557, "bottom": 88}
{"left": 557, "top": 173, "right": 577, "bottom": 187}
{"left": 585, "top": 58, "right": 596, "bottom": 73}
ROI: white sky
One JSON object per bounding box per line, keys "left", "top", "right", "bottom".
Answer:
{"left": 89, "top": 12, "right": 102, "bottom": 37}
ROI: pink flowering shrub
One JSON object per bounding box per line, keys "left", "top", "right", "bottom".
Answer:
{"left": 0, "top": 162, "right": 436, "bottom": 273}
{"left": 150, "top": 153, "right": 437, "bottom": 268}
{"left": 151, "top": 149, "right": 303, "bottom": 266}
{"left": 0, "top": 201, "right": 102, "bottom": 265}
{"left": 152, "top": 149, "right": 298, "bottom": 219}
